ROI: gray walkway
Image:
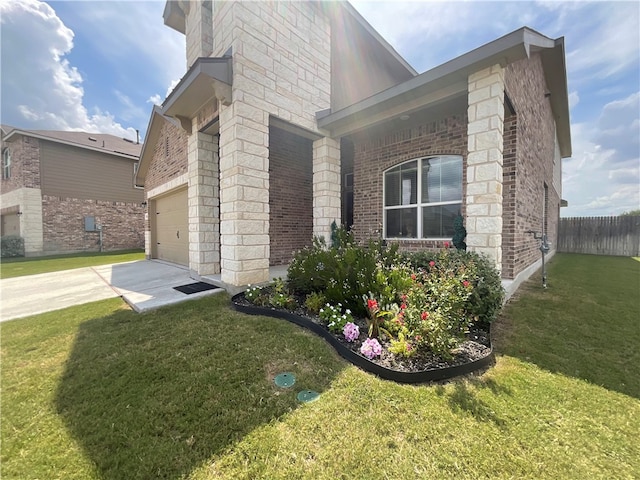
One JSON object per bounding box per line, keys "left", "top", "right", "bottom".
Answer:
{"left": 0, "top": 260, "right": 224, "bottom": 322}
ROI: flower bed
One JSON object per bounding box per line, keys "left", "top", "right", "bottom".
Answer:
{"left": 231, "top": 292, "right": 494, "bottom": 383}
{"left": 233, "top": 226, "right": 502, "bottom": 383}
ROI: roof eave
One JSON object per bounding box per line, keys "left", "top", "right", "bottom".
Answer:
{"left": 317, "top": 27, "right": 563, "bottom": 137}
{"left": 2, "top": 129, "right": 140, "bottom": 160}
{"left": 542, "top": 38, "right": 572, "bottom": 158}
{"left": 162, "top": 56, "right": 233, "bottom": 132}
{"left": 136, "top": 105, "right": 179, "bottom": 187}
{"left": 163, "top": 1, "right": 185, "bottom": 34}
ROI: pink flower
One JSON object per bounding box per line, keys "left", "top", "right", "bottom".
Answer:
{"left": 411, "top": 274, "right": 416, "bottom": 280}
{"left": 343, "top": 322, "right": 360, "bottom": 342}
{"left": 360, "top": 338, "right": 382, "bottom": 359}
{"left": 421, "top": 311, "right": 429, "bottom": 320}
{"left": 463, "top": 280, "right": 470, "bottom": 288}
{"left": 429, "top": 261, "right": 435, "bottom": 267}
{"left": 444, "top": 241, "right": 450, "bottom": 248}
{"left": 400, "top": 303, "right": 407, "bottom": 310}
{"left": 367, "top": 299, "right": 378, "bottom": 312}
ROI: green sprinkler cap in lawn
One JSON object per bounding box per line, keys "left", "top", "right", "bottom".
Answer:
{"left": 297, "top": 390, "right": 319, "bottom": 403}
{"left": 274, "top": 372, "right": 296, "bottom": 388}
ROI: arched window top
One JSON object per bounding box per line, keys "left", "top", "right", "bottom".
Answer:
{"left": 2, "top": 147, "right": 11, "bottom": 180}
{"left": 383, "top": 155, "right": 462, "bottom": 239}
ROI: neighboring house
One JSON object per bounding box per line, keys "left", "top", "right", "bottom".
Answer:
{"left": 135, "top": 1, "right": 570, "bottom": 297}
{"left": 0, "top": 126, "right": 145, "bottom": 256}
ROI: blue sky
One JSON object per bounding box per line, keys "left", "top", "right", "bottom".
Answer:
{"left": 1, "top": 0, "right": 638, "bottom": 217}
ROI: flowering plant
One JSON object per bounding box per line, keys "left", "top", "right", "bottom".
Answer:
{"left": 343, "top": 322, "right": 360, "bottom": 342}
{"left": 362, "top": 294, "right": 396, "bottom": 338}
{"left": 319, "top": 303, "right": 354, "bottom": 334}
{"left": 360, "top": 337, "right": 382, "bottom": 359}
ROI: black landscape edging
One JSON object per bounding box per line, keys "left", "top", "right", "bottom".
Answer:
{"left": 231, "top": 293, "right": 494, "bottom": 384}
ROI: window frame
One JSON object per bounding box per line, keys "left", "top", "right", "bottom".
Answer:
{"left": 2, "top": 148, "right": 11, "bottom": 180}
{"left": 383, "top": 155, "right": 463, "bottom": 240}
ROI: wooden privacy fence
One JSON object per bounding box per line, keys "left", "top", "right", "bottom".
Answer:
{"left": 558, "top": 216, "right": 640, "bottom": 256}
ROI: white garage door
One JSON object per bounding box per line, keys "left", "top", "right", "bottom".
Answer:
{"left": 153, "top": 188, "right": 188, "bottom": 266}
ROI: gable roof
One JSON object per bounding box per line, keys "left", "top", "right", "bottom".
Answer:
{"left": 318, "top": 27, "right": 571, "bottom": 158}
{"left": 1, "top": 126, "right": 142, "bottom": 159}
{"left": 135, "top": 105, "right": 181, "bottom": 187}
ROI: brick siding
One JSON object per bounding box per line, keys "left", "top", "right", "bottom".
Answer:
{"left": 145, "top": 120, "right": 188, "bottom": 192}
{"left": 501, "top": 114, "right": 518, "bottom": 278}
{"left": 0, "top": 135, "right": 41, "bottom": 193}
{"left": 41, "top": 195, "right": 144, "bottom": 254}
{"left": 503, "top": 54, "right": 560, "bottom": 279}
{"left": 268, "top": 125, "right": 313, "bottom": 265}
{"left": 351, "top": 112, "right": 468, "bottom": 252}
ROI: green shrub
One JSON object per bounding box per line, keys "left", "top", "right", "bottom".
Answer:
{"left": 287, "top": 227, "right": 409, "bottom": 315}
{"left": 1, "top": 235, "right": 25, "bottom": 258}
{"left": 404, "top": 249, "right": 504, "bottom": 324}
{"left": 304, "top": 292, "right": 327, "bottom": 314}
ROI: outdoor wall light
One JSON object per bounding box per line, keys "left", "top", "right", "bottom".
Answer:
{"left": 16, "top": 211, "right": 22, "bottom": 216}
{"left": 141, "top": 201, "right": 148, "bottom": 207}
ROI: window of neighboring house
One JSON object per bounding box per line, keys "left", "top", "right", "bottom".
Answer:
{"left": 2, "top": 148, "right": 11, "bottom": 179}
{"left": 384, "top": 155, "right": 463, "bottom": 239}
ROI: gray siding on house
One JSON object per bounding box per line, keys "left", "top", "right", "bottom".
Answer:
{"left": 330, "top": 11, "right": 415, "bottom": 112}
{"left": 39, "top": 140, "right": 143, "bottom": 203}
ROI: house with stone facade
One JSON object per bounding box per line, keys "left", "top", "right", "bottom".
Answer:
{"left": 135, "top": 1, "right": 570, "bottom": 296}
{"left": 0, "top": 126, "right": 145, "bottom": 256}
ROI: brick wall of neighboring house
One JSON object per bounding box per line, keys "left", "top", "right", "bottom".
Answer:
{"left": 144, "top": 121, "right": 189, "bottom": 192}
{"left": 41, "top": 195, "right": 144, "bottom": 254}
{"left": 268, "top": 125, "right": 313, "bottom": 265}
{"left": 0, "top": 134, "right": 41, "bottom": 193}
{"left": 503, "top": 53, "right": 559, "bottom": 279}
{"left": 351, "top": 113, "right": 468, "bottom": 252}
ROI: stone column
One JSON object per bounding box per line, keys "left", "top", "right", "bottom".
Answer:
{"left": 312, "top": 137, "right": 341, "bottom": 243}
{"left": 219, "top": 101, "right": 270, "bottom": 286}
{"left": 466, "top": 64, "right": 505, "bottom": 272}
{"left": 187, "top": 129, "right": 220, "bottom": 276}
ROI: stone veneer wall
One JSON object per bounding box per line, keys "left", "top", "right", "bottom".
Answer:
{"left": 269, "top": 125, "right": 313, "bottom": 265}
{"left": 465, "top": 64, "right": 505, "bottom": 272}
{"left": 41, "top": 195, "right": 144, "bottom": 254}
{"left": 351, "top": 113, "right": 468, "bottom": 251}
{"left": 503, "top": 54, "right": 560, "bottom": 279}
{"left": 211, "top": 1, "right": 332, "bottom": 285}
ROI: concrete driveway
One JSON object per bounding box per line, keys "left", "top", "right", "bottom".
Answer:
{"left": 0, "top": 260, "right": 223, "bottom": 322}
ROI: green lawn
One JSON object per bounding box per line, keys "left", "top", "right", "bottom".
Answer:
{"left": 0, "top": 249, "right": 145, "bottom": 279}
{"left": 1, "top": 253, "right": 638, "bottom": 479}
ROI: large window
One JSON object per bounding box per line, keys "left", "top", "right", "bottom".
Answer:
{"left": 2, "top": 148, "right": 10, "bottom": 180}
{"left": 384, "top": 155, "right": 462, "bottom": 239}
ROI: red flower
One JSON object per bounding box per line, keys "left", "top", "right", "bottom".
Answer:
{"left": 429, "top": 261, "right": 435, "bottom": 267}
{"left": 400, "top": 303, "right": 407, "bottom": 310}
{"left": 444, "top": 241, "right": 450, "bottom": 248}
{"left": 421, "top": 311, "right": 429, "bottom": 320}
{"left": 367, "top": 299, "right": 378, "bottom": 311}
{"left": 401, "top": 294, "right": 407, "bottom": 302}
{"left": 463, "top": 280, "right": 470, "bottom": 288}
{"left": 411, "top": 274, "right": 416, "bottom": 280}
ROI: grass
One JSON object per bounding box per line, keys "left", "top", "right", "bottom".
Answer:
{"left": 0, "top": 249, "right": 145, "bottom": 279}
{"left": 1, "top": 253, "right": 639, "bottom": 479}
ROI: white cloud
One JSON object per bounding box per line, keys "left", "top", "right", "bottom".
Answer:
{"left": 562, "top": 92, "right": 640, "bottom": 217}
{"left": 568, "top": 91, "right": 580, "bottom": 110}
{"left": 0, "top": 0, "right": 138, "bottom": 138}
{"left": 147, "top": 78, "right": 181, "bottom": 106}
